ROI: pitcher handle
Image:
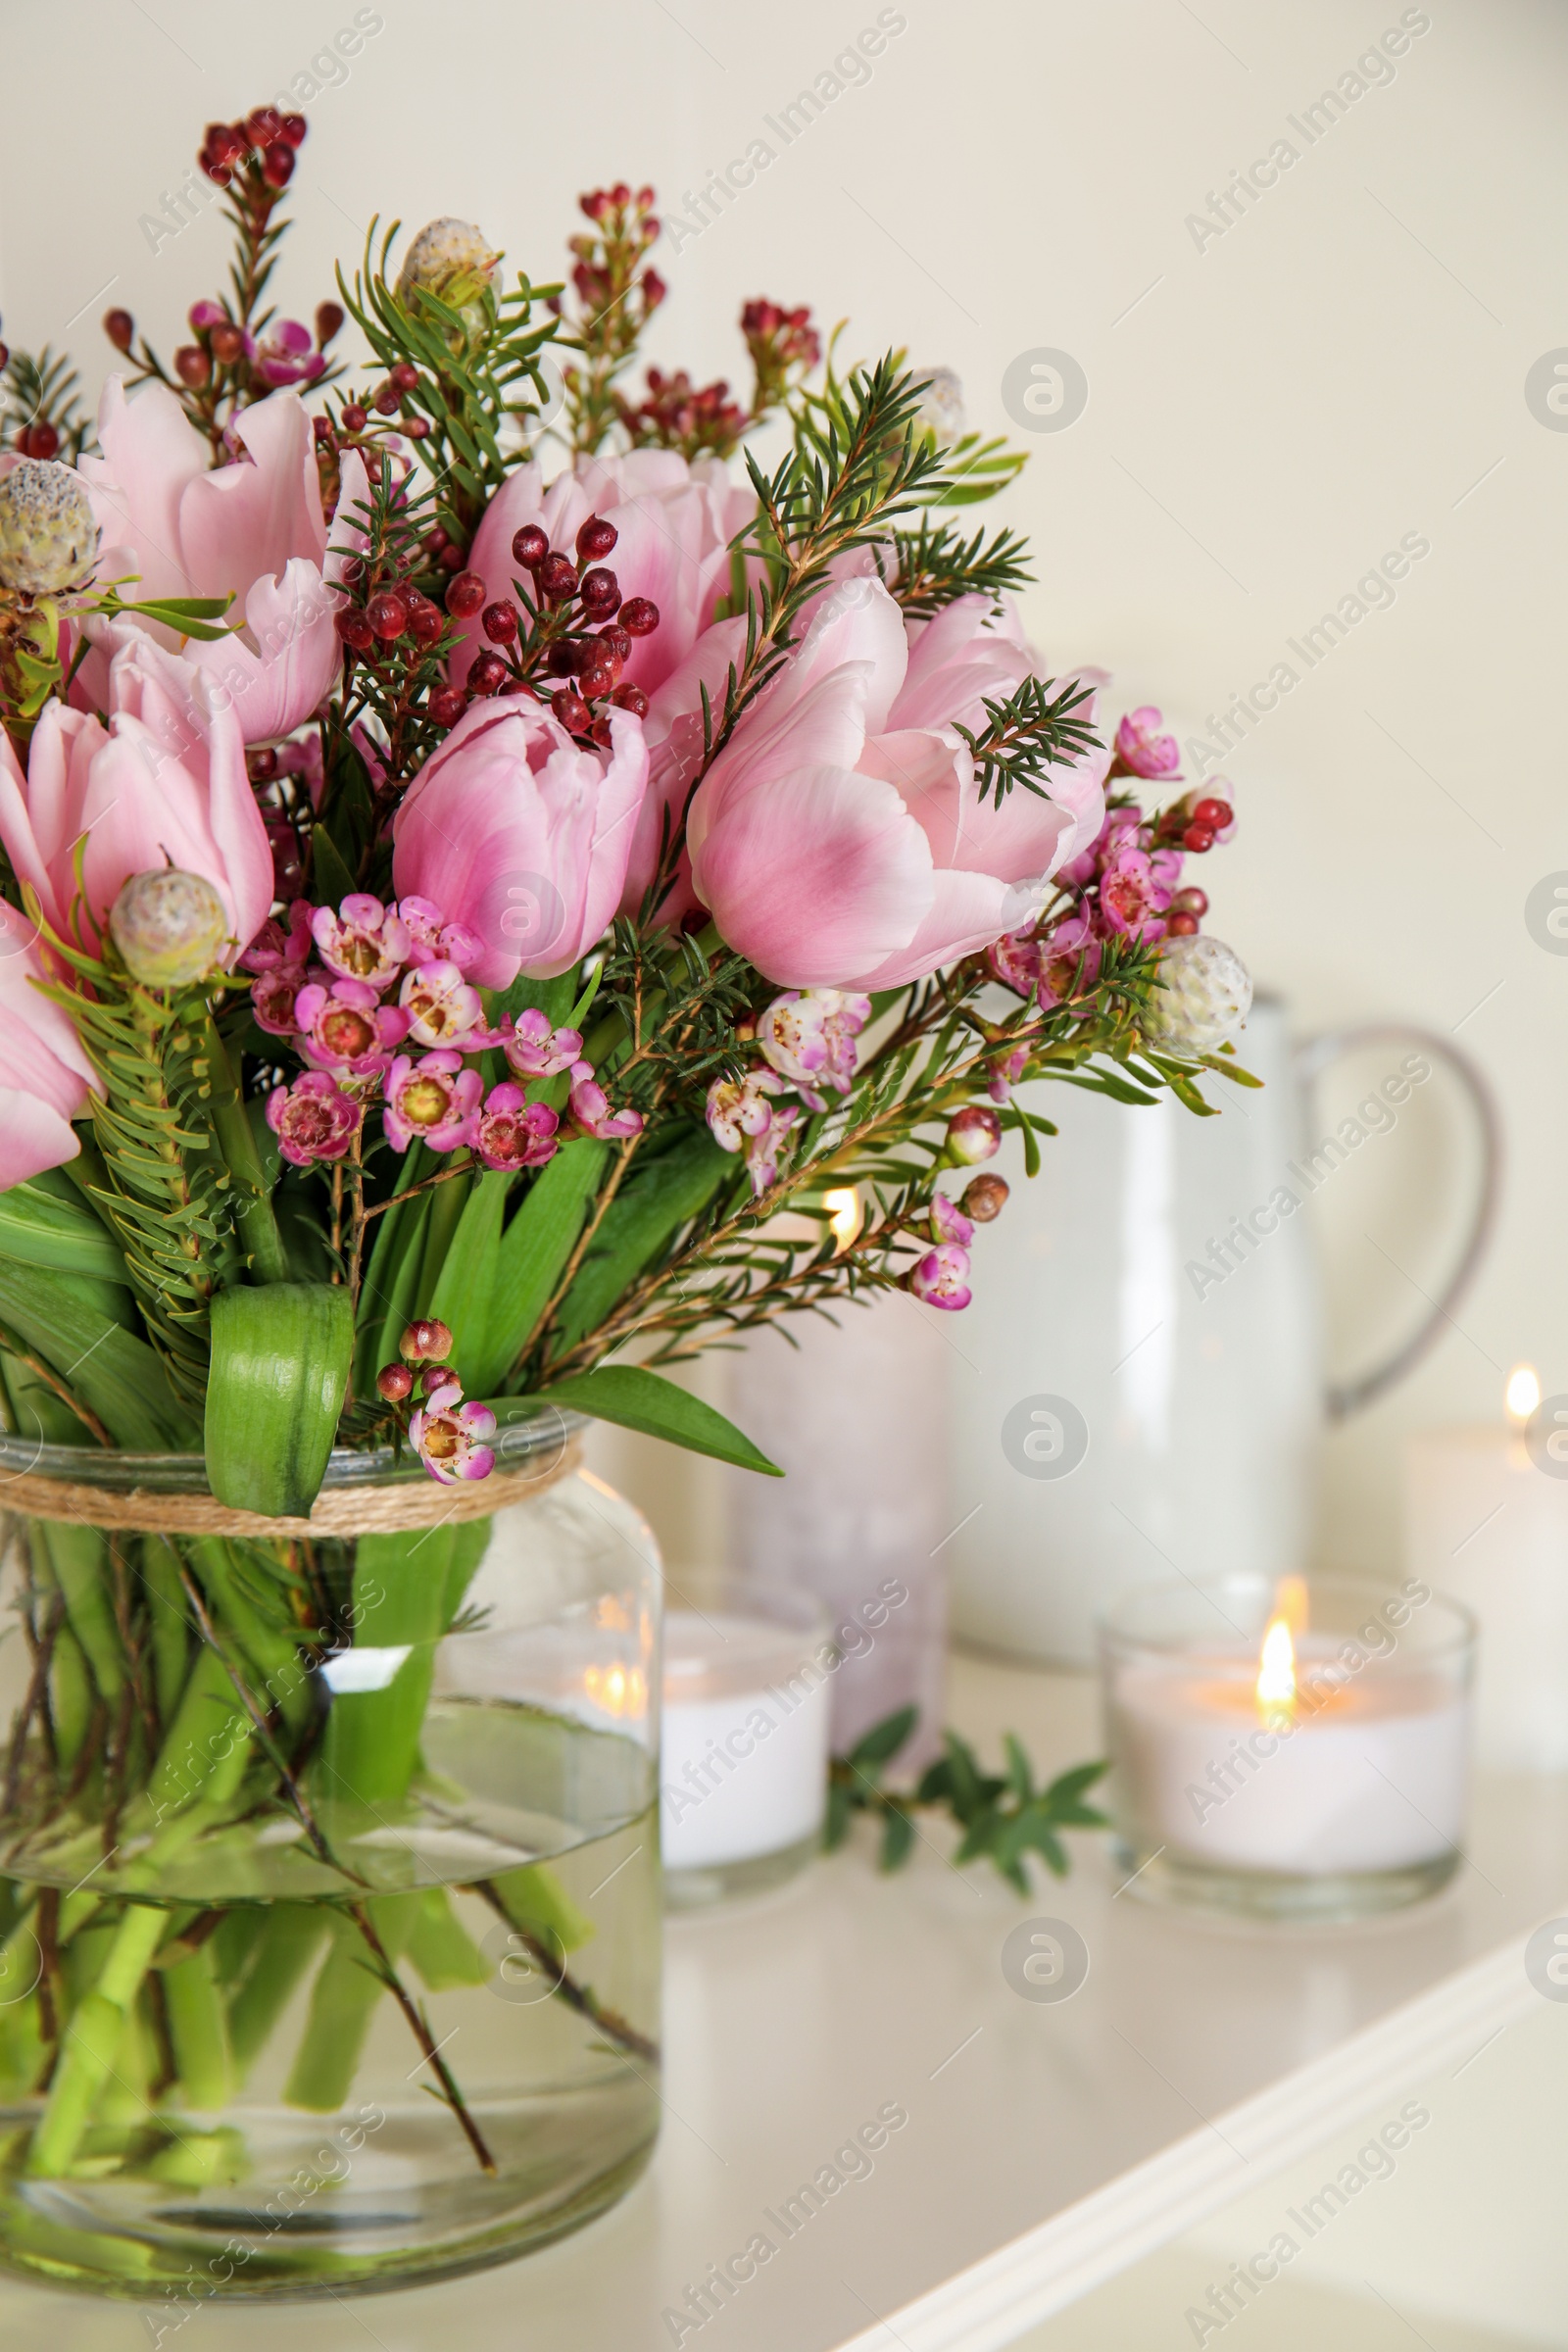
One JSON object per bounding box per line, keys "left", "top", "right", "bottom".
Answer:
{"left": 1292, "top": 1023, "right": 1501, "bottom": 1422}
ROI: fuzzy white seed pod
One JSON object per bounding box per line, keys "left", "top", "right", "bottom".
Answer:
{"left": 395, "top": 219, "right": 500, "bottom": 310}
{"left": 0, "top": 459, "right": 98, "bottom": 596}
{"left": 914, "top": 366, "right": 965, "bottom": 450}
{"left": 1145, "top": 935, "right": 1252, "bottom": 1055}
{"left": 109, "top": 869, "right": 229, "bottom": 990}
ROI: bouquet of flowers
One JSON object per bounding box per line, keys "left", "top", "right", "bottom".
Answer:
{"left": 0, "top": 106, "right": 1250, "bottom": 2294}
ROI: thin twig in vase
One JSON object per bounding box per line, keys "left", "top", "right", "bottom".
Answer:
{"left": 347, "top": 1900, "right": 497, "bottom": 2175}
{"left": 470, "top": 1880, "right": 660, "bottom": 2065}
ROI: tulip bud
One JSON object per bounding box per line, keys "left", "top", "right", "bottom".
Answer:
{"left": 960, "top": 1173, "right": 1009, "bottom": 1222}
{"left": 109, "top": 869, "right": 229, "bottom": 988}
{"left": 0, "top": 459, "right": 98, "bottom": 596}
{"left": 399, "top": 1317, "right": 454, "bottom": 1365}
{"left": 376, "top": 1362, "right": 415, "bottom": 1403}
{"left": 944, "top": 1105, "right": 1002, "bottom": 1165}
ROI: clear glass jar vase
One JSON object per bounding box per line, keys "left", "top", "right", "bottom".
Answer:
{"left": 0, "top": 1412, "right": 662, "bottom": 2300}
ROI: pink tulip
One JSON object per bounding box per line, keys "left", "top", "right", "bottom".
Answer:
{"left": 454, "top": 449, "right": 753, "bottom": 701}
{"left": 0, "top": 904, "right": 101, "bottom": 1185}
{"left": 74, "top": 376, "right": 366, "bottom": 742}
{"left": 0, "top": 633, "right": 273, "bottom": 957}
{"left": 684, "top": 578, "right": 1109, "bottom": 990}
{"left": 390, "top": 698, "right": 650, "bottom": 987}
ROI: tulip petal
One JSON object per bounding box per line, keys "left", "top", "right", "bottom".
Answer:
{"left": 77, "top": 377, "right": 208, "bottom": 608}
{"left": 178, "top": 389, "right": 326, "bottom": 596}
{"left": 0, "top": 1091, "right": 84, "bottom": 1185}
{"left": 692, "top": 761, "right": 934, "bottom": 989}
{"left": 188, "top": 559, "right": 342, "bottom": 744}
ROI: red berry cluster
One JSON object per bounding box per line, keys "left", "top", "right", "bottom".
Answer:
{"left": 570, "top": 182, "right": 665, "bottom": 315}
{"left": 445, "top": 514, "right": 660, "bottom": 745}
{"left": 1164, "top": 887, "right": 1208, "bottom": 939}
{"left": 617, "top": 367, "right": 747, "bottom": 457}
{"left": 199, "top": 107, "right": 307, "bottom": 191}
{"left": 375, "top": 1317, "right": 454, "bottom": 1406}
{"left": 337, "top": 359, "right": 430, "bottom": 444}
{"left": 1149, "top": 791, "right": 1234, "bottom": 860}
{"left": 741, "top": 297, "right": 821, "bottom": 404}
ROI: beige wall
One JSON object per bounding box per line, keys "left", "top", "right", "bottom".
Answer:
{"left": 4, "top": 0, "right": 1561, "bottom": 1575}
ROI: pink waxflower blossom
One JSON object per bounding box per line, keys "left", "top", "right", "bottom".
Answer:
{"left": 266, "top": 1070, "right": 362, "bottom": 1167}
{"left": 0, "top": 904, "right": 101, "bottom": 1185}
{"left": 909, "top": 1243, "right": 972, "bottom": 1310}
{"left": 684, "top": 578, "right": 1108, "bottom": 991}
{"left": 0, "top": 633, "right": 272, "bottom": 956}
{"left": 454, "top": 449, "right": 754, "bottom": 700}
{"left": 311, "top": 894, "right": 411, "bottom": 991}
{"left": 1114, "top": 707, "right": 1181, "bottom": 779}
{"left": 1037, "top": 911, "right": 1102, "bottom": 1011}
{"left": 985, "top": 929, "right": 1044, "bottom": 998}
{"left": 383, "top": 1050, "right": 482, "bottom": 1154}
{"left": 930, "top": 1193, "right": 975, "bottom": 1247}
{"left": 706, "top": 1068, "right": 798, "bottom": 1196}
{"left": 502, "top": 1006, "right": 583, "bottom": 1078}
{"left": 1056, "top": 804, "right": 1140, "bottom": 893}
{"left": 567, "top": 1059, "right": 646, "bottom": 1143}
{"left": 756, "top": 987, "right": 871, "bottom": 1111}
{"left": 397, "top": 958, "right": 490, "bottom": 1049}
{"left": 987, "top": 1045, "right": 1031, "bottom": 1104}
{"left": 391, "top": 700, "right": 650, "bottom": 987}
{"left": 475, "top": 1082, "right": 561, "bottom": 1172}
{"left": 241, "top": 900, "right": 314, "bottom": 1034}
{"left": 255, "top": 318, "right": 326, "bottom": 388}
{"left": 411, "top": 1377, "right": 497, "bottom": 1484}
{"left": 1099, "top": 843, "right": 1171, "bottom": 942}
{"left": 294, "top": 975, "right": 411, "bottom": 1076}
{"left": 395, "top": 896, "right": 485, "bottom": 972}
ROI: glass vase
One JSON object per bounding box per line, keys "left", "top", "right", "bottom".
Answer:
{"left": 0, "top": 1413, "right": 662, "bottom": 2301}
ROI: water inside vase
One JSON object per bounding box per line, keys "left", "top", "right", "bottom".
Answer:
{"left": 0, "top": 1702, "right": 662, "bottom": 2296}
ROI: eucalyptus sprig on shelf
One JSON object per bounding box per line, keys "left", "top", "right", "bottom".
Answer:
{"left": 826, "top": 1707, "right": 1110, "bottom": 1889}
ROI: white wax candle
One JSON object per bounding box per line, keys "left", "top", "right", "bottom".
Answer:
{"left": 1111, "top": 1643, "right": 1469, "bottom": 1875}
{"left": 661, "top": 1611, "right": 830, "bottom": 1870}
{"left": 1405, "top": 1426, "right": 1568, "bottom": 1771}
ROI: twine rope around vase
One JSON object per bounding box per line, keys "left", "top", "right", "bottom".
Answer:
{"left": 0, "top": 1440, "right": 583, "bottom": 1539}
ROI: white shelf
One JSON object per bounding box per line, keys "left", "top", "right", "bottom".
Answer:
{"left": 1, "top": 1651, "right": 1562, "bottom": 2351}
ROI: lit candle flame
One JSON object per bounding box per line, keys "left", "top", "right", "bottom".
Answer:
{"left": 1256, "top": 1616, "right": 1297, "bottom": 1720}
{"left": 1505, "top": 1364, "right": 1541, "bottom": 1427}
{"left": 824, "top": 1187, "right": 862, "bottom": 1250}
{"left": 583, "top": 1662, "right": 646, "bottom": 1720}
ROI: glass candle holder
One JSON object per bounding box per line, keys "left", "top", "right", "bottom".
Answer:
{"left": 1099, "top": 1571, "right": 1476, "bottom": 1924}
{"left": 662, "top": 1571, "right": 834, "bottom": 1908}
